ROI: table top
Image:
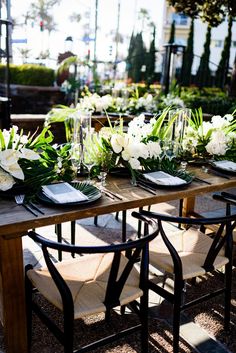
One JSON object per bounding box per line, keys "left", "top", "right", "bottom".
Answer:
{"left": 1, "top": 166, "right": 236, "bottom": 238}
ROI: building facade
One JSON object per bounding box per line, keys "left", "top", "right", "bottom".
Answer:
{"left": 160, "top": 1, "right": 236, "bottom": 74}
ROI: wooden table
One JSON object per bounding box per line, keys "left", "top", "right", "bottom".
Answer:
{"left": 0, "top": 167, "right": 236, "bottom": 353}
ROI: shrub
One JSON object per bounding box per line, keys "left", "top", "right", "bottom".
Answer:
{"left": 0, "top": 64, "right": 55, "bottom": 86}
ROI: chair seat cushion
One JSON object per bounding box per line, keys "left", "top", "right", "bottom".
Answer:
{"left": 27, "top": 253, "right": 143, "bottom": 319}
{"left": 149, "top": 228, "right": 229, "bottom": 280}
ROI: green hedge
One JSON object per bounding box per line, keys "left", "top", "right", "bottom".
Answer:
{"left": 0, "top": 64, "right": 55, "bottom": 86}
{"left": 181, "top": 87, "right": 236, "bottom": 115}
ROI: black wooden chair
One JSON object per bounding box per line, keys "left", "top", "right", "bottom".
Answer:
{"left": 212, "top": 191, "right": 236, "bottom": 265}
{"left": 132, "top": 202, "right": 236, "bottom": 353}
{"left": 25, "top": 217, "right": 159, "bottom": 353}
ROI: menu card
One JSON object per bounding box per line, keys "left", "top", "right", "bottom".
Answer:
{"left": 144, "top": 171, "right": 186, "bottom": 186}
{"left": 42, "top": 182, "right": 88, "bottom": 204}
{"left": 213, "top": 160, "right": 236, "bottom": 171}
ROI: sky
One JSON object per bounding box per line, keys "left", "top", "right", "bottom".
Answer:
{"left": 9, "top": 0, "right": 164, "bottom": 68}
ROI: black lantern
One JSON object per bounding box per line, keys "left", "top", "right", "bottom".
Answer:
{"left": 162, "top": 43, "right": 186, "bottom": 95}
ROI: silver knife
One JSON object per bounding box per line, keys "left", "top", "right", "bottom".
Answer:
{"left": 136, "top": 182, "right": 156, "bottom": 195}
{"left": 102, "top": 189, "right": 116, "bottom": 200}
{"left": 194, "top": 177, "right": 212, "bottom": 185}
{"left": 208, "top": 169, "right": 230, "bottom": 179}
{"left": 23, "top": 204, "right": 38, "bottom": 217}
{"left": 28, "top": 201, "right": 45, "bottom": 214}
{"left": 103, "top": 189, "right": 124, "bottom": 200}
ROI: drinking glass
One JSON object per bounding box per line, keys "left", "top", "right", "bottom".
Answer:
{"left": 82, "top": 133, "right": 96, "bottom": 182}
{"left": 97, "top": 150, "right": 113, "bottom": 187}
{"left": 168, "top": 109, "right": 190, "bottom": 143}
{"left": 71, "top": 114, "right": 82, "bottom": 176}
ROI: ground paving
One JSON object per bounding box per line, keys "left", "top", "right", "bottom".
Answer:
{"left": 1, "top": 190, "right": 235, "bottom": 352}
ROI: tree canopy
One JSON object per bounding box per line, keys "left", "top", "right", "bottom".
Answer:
{"left": 168, "top": 0, "right": 236, "bottom": 26}
{"left": 26, "top": 0, "right": 62, "bottom": 33}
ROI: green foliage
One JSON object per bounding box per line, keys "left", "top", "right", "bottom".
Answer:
{"left": 181, "top": 18, "right": 194, "bottom": 86}
{"left": 169, "top": 0, "right": 236, "bottom": 27}
{"left": 126, "top": 32, "right": 135, "bottom": 78}
{"left": 181, "top": 88, "right": 236, "bottom": 115}
{"left": 195, "top": 26, "right": 212, "bottom": 87}
{"left": 215, "top": 15, "right": 233, "bottom": 88}
{"left": 0, "top": 64, "right": 55, "bottom": 86}
{"left": 145, "top": 26, "right": 156, "bottom": 84}
{"left": 127, "top": 32, "right": 146, "bottom": 83}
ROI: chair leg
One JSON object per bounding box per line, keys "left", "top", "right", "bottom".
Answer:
{"left": 122, "top": 210, "right": 127, "bottom": 242}
{"left": 178, "top": 199, "right": 183, "bottom": 229}
{"left": 71, "top": 221, "right": 76, "bottom": 258}
{"left": 55, "top": 224, "right": 62, "bottom": 261}
{"left": 138, "top": 207, "right": 143, "bottom": 237}
{"left": 140, "top": 293, "right": 149, "bottom": 353}
{"left": 25, "top": 265, "right": 33, "bottom": 347}
{"left": 224, "top": 262, "right": 232, "bottom": 330}
{"left": 94, "top": 215, "right": 98, "bottom": 226}
{"left": 173, "top": 279, "right": 184, "bottom": 353}
{"left": 63, "top": 321, "right": 74, "bottom": 353}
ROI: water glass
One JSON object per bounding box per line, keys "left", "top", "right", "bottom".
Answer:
{"left": 82, "top": 133, "right": 96, "bottom": 182}
{"left": 97, "top": 150, "right": 113, "bottom": 187}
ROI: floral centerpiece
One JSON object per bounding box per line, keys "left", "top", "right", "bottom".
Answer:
{"left": 181, "top": 108, "right": 236, "bottom": 162}
{"left": 0, "top": 126, "right": 74, "bottom": 192}
{"left": 89, "top": 109, "right": 189, "bottom": 183}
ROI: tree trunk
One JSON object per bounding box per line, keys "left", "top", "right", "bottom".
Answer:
{"left": 229, "top": 54, "right": 236, "bottom": 97}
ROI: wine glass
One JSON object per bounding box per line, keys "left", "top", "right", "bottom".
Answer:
{"left": 82, "top": 134, "right": 96, "bottom": 183}
{"left": 70, "top": 142, "right": 83, "bottom": 178}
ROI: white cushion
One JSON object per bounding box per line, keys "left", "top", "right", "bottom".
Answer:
{"left": 149, "top": 228, "right": 229, "bottom": 280}
{"left": 27, "top": 252, "right": 143, "bottom": 319}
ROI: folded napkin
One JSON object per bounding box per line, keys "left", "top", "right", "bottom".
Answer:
{"left": 213, "top": 160, "right": 236, "bottom": 171}
{"left": 42, "top": 182, "right": 88, "bottom": 204}
{"left": 144, "top": 171, "right": 186, "bottom": 186}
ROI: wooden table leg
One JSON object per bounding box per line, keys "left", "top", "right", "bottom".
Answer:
{"left": 0, "top": 236, "right": 28, "bottom": 353}
{"left": 182, "top": 197, "right": 196, "bottom": 217}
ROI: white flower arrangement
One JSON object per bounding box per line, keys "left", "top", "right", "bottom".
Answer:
{"left": 99, "top": 112, "right": 170, "bottom": 173}
{"left": 0, "top": 126, "right": 40, "bottom": 191}
{"left": 76, "top": 93, "right": 113, "bottom": 113}
{"left": 182, "top": 110, "right": 236, "bottom": 160}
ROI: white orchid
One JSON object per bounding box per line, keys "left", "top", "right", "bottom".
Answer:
{"left": 205, "top": 130, "right": 230, "bottom": 156}
{"left": 182, "top": 110, "right": 236, "bottom": 159}
{"left": 146, "top": 141, "right": 162, "bottom": 158}
{"left": 127, "top": 114, "right": 155, "bottom": 140}
{"left": 77, "top": 93, "right": 113, "bottom": 113}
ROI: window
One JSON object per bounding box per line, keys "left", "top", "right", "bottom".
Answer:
{"left": 172, "top": 13, "right": 188, "bottom": 26}
{"left": 211, "top": 40, "right": 223, "bottom": 48}
{"left": 231, "top": 41, "right": 236, "bottom": 48}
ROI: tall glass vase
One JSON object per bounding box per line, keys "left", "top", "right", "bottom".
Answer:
{"left": 71, "top": 110, "right": 92, "bottom": 176}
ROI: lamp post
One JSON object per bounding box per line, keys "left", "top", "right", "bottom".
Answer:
{"left": 65, "top": 35, "right": 73, "bottom": 52}
{"left": 162, "top": 43, "right": 185, "bottom": 95}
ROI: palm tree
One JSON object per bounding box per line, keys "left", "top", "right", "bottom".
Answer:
{"left": 138, "top": 8, "right": 150, "bottom": 31}
{"left": 25, "top": 0, "right": 61, "bottom": 34}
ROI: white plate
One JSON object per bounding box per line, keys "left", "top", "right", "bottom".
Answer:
{"left": 211, "top": 160, "right": 236, "bottom": 173}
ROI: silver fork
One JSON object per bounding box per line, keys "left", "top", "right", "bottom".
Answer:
{"left": 15, "top": 194, "right": 38, "bottom": 217}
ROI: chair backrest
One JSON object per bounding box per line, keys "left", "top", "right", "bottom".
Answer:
{"left": 132, "top": 209, "right": 236, "bottom": 275}
{"left": 213, "top": 192, "right": 236, "bottom": 216}
{"left": 27, "top": 218, "right": 158, "bottom": 312}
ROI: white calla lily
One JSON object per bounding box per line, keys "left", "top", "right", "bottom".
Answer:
{"left": 110, "top": 134, "right": 125, "bottom": 154}
{"left": 2, "top": 162, "right": 24, "bottom": 180}
{"left": 0, "top": 168, "right": 15, "bottom": 191}
{"left": 20, "top": 148, "right": 40, "bottom": 160}
{"left": 0, "top": 149, "right": 21, "bottom": 165}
